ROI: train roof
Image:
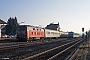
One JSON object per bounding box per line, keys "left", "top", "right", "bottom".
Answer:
{"left": 60, "top": 31, "right": 68, "bottom": 33}
{"left": 19, "top": 25, "right": 44, "bottom": 29}
{"left": 19, "top": 25, "right": 34, "bottom": 27}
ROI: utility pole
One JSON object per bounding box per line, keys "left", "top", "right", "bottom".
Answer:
{"left": 82, "top": 27, "right": 84, "bottom": 39}
{"left": 75, "top": 28, "right": 89, "bottom": 60}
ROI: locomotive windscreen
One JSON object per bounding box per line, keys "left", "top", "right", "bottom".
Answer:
{"left": 18, "top": 25, "right": 26, "bottom": 31}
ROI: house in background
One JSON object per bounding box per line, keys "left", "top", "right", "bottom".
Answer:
{"left": 1, "top": 25, "right": 6, "bottom": 35}
{"left": 0, "top": 19, "right": 7, "bottom": 38}
{"left": 45, "top": 22, "right": 60, "bottom": 31}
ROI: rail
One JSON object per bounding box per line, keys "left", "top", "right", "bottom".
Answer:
{"left": 48, "top": 40, "right": 82, "bottom": 60}
{"left": 23, "top": 39, "right": 82, "bottom": 60}
{"left": 0, "top": 38, "right": 68, "bottom": 51}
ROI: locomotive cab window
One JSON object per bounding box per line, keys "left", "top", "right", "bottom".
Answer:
{"left": 18, "top": 26, "right": 26, "bottom": 31}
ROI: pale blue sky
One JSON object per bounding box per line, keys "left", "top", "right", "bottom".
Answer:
{"left": 0, "top": 0, "right": 90, "bottom": 33}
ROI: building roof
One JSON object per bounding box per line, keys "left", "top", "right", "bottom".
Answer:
{"left": 0, "top": 19, "right": 7, "bottom": 24}
{"left": 45, "top": 22, "right": 60, "bottom": 31}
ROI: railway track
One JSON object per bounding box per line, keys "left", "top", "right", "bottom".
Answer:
{"left": 53, "top": 40, "right": 83, "bottom": 60}
{"left": 0, "top": 38, "right": 69, "bottom": 51}
{"left": 0, "top": 38, "right": 82, "bottom": 60}
{"left": 23, "top": 39, "right": 82, "bottom": 60}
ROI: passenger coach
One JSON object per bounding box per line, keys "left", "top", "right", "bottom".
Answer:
{"left": 45, "top": 29, "right": 61, "bottom": 39}
{"left": 68, "top": 32, "right": 79, "bottom": 38}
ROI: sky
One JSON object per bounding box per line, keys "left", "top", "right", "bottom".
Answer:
{"left": 0, "top": 0, "right": 90, "bottom": 33}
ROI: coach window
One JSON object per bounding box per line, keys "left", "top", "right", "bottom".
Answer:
{"left": 37, "top": 32, "right": 39, "bottom": 35}
{"left": 54, "top": 33, "right": 56, "bottom": 35}
{"left": 40, "top": 32, "right": 41, "bottom": 35}
{"left": 41, "top": 32, "right": 43, "bottom": 35}
{"left": 51, "top": 32, "right": 54, "bottom": 35}
{"left": 38, "top": 32, "right": 40, "bottom": 35}
{"left": 47, "top": 32, "right": 50, "bottom": 34}
{"left": 35, "top": 32, "right": 36, "bottom": 35}
{"left": 39, "top": 32, "right": 40, "bottom": 35}
{"left": 32, "top": 32, "right": 33, "bottom": 35}
{"left": 46, "top": 32, "right": 48, "bottom": 34}
{"left": 51, "top": 32, "right": 52, "bottom": 34}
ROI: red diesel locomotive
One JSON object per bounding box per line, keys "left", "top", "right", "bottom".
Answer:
{"left": 17, "top": 25, "right": 45, "bottom": 41}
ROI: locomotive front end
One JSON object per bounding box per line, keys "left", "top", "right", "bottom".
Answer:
{"left": 16, "top": 25, "right": 27, "bottom": 41}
